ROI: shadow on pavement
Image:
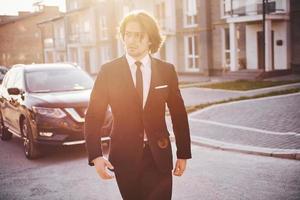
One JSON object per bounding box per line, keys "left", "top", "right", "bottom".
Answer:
{"left": 2, "top": 135, "right": 110, "bottom": 166}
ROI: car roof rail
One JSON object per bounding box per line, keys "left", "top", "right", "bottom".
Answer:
{"left": 54, "top": 62, "right": 81, "bottom": 69}
{"left": 11, "top": 64, "right": 26, "bottom": 69}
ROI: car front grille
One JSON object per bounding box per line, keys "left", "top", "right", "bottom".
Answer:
{"left": 64, "top": 107, "right": 87, "bottom": 123}
{"left": 74, "top": 107, "right": 87, "bottom": 118}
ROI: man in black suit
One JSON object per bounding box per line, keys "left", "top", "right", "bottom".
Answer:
{"left": 84, "top": 10, "right": 191, "bottom": 200}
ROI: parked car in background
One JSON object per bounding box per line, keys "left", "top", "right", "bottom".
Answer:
{"left": 0, "top": 63, "right": 112, "bottom": 159}
{"left": 0, "top": 66, "right": 8, "bottom": 83}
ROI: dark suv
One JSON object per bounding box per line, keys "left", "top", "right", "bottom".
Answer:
{"left": 0, "top": 63, "right": 111, "bottom": 159}
{"left": 0, "top": 66, "right": 8, "bottom": 83}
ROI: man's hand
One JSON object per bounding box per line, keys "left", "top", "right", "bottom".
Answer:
{"left": 173, "top": 159, "right": 187, "bottom": 176}
{"left": 93, "top": 157, "right": 115, "bottom": 179}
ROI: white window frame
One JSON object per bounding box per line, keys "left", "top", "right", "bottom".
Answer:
{"left": 222, "top": 28, "right": 231, "bottom": 69}
{"left": 122, "top": 6, "right": 130, "bottom": 18}
{"left": 155, "top": 2, "right": 166, "bottom": 29}
{"left": 184, "top": 35, "right": 199, "bottom": 71}
{"left": 70, "top": 0, "right": 78, "bottom": 10}
{"left": 59, "top": 26, "right": 64, "bottom": 38}
{"left": 83, "top": 20, "right": 90, "bottom": 33}
{"left": 221, "top": 0, "right": 232, "bottom": 19}
{"left": 71, "top": 21, "right": 79, "bottom": 34}
{"left": 70, "top": 48, "right": 78, "bottom": 64}
{"left": 99, "top": 16, "right": 108, "bottom": 40}
{"left": 100, "top": 45, "right": 111, "bottom": 65}
{"left": 183, "top": 0, "right": 197, "bottom": 28}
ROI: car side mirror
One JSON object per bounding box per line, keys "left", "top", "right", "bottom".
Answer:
{"left": 7, "top": 88, "right": 21, "bottom": 95}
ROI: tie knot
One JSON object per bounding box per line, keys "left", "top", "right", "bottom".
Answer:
{"left": 135, "top": 61, "right": 142, "bottom": 69}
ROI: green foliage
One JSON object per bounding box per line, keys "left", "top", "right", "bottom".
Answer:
{"left": 197, "top": 80, "right": 300, "bottom": 91}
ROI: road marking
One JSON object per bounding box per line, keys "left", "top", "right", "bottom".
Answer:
{"left": 189, "top": 118, "right": 300, "bottom": 136}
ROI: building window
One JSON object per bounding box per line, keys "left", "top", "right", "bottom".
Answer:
{"left": 100, "top": 45, "right": 111, "bottom": 65}
{"left": 155, "top": 2, "right": 166, "bottom": 29}
{"left": 46, "top": 51, "right": 54, "bottom": 63}
{"left": 184, "top": 35, "right": 199, "bottom": 71}
{"left": 123, "top": 6, "right": 130, "bottom": 17}
{"left": 83, "top": 20, "right": 90, "bottom": 33}
{"left": 70, "top": 22, "right": 79, "bottom": 36}
{"left": 69, "top": 21, "right": 80, "bottom": 42}
{"left": 183, "top": 0, "right": 197, "bottom": 27}
{"left": 56, "top": 53, "right": 65, "bottom": 62}
{"left": 70, "top": 48, "right": 78, "bottom": 64}
{"left": 59, "top": 26, "right": 64, "bottom": 38}
{"left": 70, "top": 0, "right": 78, "bottom": 10}
{"left": 221, "top": 0, "right": 232, "bottom": 18}
{"left": 99, "top": 16, "right": 108, "bottom": 40}
{"left": 223, "top": 28, "right": 231, "bottom": 68}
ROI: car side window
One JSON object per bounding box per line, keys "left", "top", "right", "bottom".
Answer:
{"left": 2, "top": 71, "right": 10, "bottom": 88}
{"left": 0, "top": 68, "right": 7, "bottom": 75}
{"left": 13, "top": 69, "right": 25, "bottom": 90}
{"left": 6, "top": 69, "right": 17, "bottom": 89}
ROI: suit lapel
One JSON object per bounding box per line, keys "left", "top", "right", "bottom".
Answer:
{"left": 144, "top": 57, "right": 162, "bottom": 111}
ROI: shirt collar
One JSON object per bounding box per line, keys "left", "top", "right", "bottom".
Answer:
{"left": 125, "top": 53, "right": 151, "bottom": 69}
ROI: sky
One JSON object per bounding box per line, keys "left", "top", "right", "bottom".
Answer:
{"left": 0, "top": 0, "right": 66, "bottom": 15}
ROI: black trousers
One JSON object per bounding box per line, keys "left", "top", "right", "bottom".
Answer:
{"left": 115, "top": 144, "right": 172, "bottom": 200}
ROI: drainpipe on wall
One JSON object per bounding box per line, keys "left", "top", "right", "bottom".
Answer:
{"left": 262, "top": 0, "right": 269, "bottom": 72}
{"left": 64, "top": 16, "right": 68, "bottom": 62}
{"left": 37, "top": 24, "right": 45, "bottom": 63}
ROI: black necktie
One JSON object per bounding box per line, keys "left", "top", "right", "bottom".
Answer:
{"left": 135, "top": 61, "right": 143, "bottom": 105}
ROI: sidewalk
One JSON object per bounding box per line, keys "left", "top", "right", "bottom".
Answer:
{"left": 181, "top": 81, "right": 300, "bottom": 107}
{"left": 173, "top": 75, "right": 300, "bottom": 160}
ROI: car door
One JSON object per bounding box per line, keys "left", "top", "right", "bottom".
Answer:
{"left": 1, "top": 69, "right": 16, "bottom": 128}
{"left": 6, "top": 68, "right": 25, "bottom": 134}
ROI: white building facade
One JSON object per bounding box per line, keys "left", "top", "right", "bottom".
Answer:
{"left": 221, "top": 0, "right": 290, "bottom": 72}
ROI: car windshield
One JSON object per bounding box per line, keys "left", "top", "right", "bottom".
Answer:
{"left": 25, "top": 68, "right": 94, "bottom": 93}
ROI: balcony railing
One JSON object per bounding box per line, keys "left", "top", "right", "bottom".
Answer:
{"left": 68, "top": 34, "right": 80, "bottom": 43}
{"left": 224, "top": 0, "right": 287, "bottom": 17}
{"left": 80, "top": 32, "right": 94, "bottom": 43}
{"left": 43, "top": 38, "right": 54, "bottom": 48}
{"left": 54, "top": 38, "right": 66, "bottom": 48}
{"left": 68, "top": 32, "right": 95, "bottom": 44}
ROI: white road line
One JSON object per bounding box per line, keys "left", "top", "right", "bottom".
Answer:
{"left": 189, "top": 118, "right": 300, "bottom": 136}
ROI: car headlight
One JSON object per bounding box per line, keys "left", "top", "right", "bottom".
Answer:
{"left": 32, "top": 106, "right": 66, "bottom": 118}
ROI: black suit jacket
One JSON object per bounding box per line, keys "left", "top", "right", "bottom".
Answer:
{"left": 84, "top": 55, "right": 191, "bottom": 173}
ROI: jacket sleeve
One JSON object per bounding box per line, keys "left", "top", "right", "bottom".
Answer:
{"left": 166, "top": 64, "right": 192, "bottom": 159}
{"left": 84, "top": 65, "right": 109, "bottom": 166}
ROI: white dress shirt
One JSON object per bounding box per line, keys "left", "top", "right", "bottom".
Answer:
{"left": 125, "top": 53, "right": 151, "bottom": 109}
{"left": 125, "top": 53, "right": 151, "bottom": 141}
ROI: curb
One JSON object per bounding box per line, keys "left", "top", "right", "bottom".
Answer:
{"left": 190, "top": 136, "right": 300, "bottom": 161}
{"left": 188, "top": 92, "right": 300, "bottom": 118}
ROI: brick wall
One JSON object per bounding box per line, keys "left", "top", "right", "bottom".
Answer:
{"left": 0, "top": 6, "right": 60, "bottom": 67}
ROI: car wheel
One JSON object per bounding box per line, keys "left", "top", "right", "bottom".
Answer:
{"left": 22, "top": 119, "right": 41, "bottom": 159}
{"left": 0, "top": 112, "right": 12, "bottom": 141}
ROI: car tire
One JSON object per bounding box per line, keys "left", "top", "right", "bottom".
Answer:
{"left": 0, "top": 112, "right": 12, "bottom": 141}
{"left": 21, "top": 119, "right": 41, "bottom": 159}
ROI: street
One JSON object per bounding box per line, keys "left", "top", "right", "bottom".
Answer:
{"left": 1, "top": 0, "right": 300, "bottom": 199}
{"left": 1, "top": 138, "right": 300, "bottom": 200}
